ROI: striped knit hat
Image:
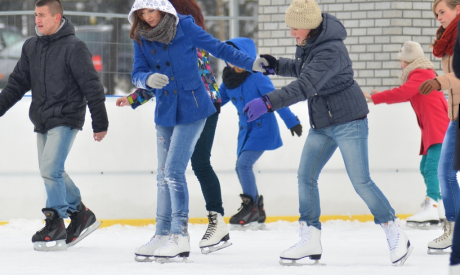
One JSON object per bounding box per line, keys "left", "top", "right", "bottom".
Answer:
{"left": 285, "top": 0, "right": 323, "bottom": 29}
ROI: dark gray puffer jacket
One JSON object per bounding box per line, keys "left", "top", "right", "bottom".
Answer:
{"left": 266, "top": 13, "right": 368, "bottom": 129}
{"left": 0, "top": 18, "right": 108, "bottom": 133}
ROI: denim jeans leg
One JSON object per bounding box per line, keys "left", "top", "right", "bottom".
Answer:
{"left": 190, "top": 113, "right": 224, "bottom": 215}
{"left": 157, "top": 119, "right": 206, "bottom": 236}
{"left": 155, "top": 125, "right": 174, "bottom": 236}
{"left": 439, "top": 121, "right": 460, "bottom": 222}
{"left": 36, "top": 126, "right": 80, "bottom": 218}
{"left": 235, "top": 150, "right": 264, "bottom": 202}
{"left": 298, "top": 127, "right": 338, "bottom": 230}
{"left": 334, "top": 119, "right": 395, "bottom": 224}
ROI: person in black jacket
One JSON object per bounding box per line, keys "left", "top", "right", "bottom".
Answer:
{"left": 0, "top": 0, "right": 108, "bottom": 252}
{"left": 244, "top": 0, "right": 412, "bottom": 266}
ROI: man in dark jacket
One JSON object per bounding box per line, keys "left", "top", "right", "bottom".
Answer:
{"left": 0, "top": 0, "right": 108, "bottom": 251}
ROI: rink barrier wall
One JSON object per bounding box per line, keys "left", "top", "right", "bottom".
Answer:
{"left": 0, "top": 214, "right": 412, "bottom": 228}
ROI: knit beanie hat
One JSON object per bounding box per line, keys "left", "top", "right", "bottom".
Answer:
{"left": 398, "top": 41, "right": 425, "bottom": 63}
{"left": 285, "top": 0, "right": 323, "bottom": 29}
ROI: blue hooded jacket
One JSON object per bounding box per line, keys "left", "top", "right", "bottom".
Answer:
{"left": 220, "top": 38, "right": 300, "bottom": 156}
{"left": 266, "top": 14, "right": 369, "bottom": 129}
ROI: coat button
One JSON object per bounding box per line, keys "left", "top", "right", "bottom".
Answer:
{"left": 156, "top": 65, "right": 161, "bottom": 70}
{"left": 166, "top": 61, "right": 170, "bottom": 66}
{"left": 163, "top": 45, "right": 168, "bottom": 50}
{"left": 240, "top": 97, "right": 243, "bottom": 100}
{"left": 174, "top": 89, "right": 177, "bottom": 94}
{"left": 151, "top": 49, "right": 156, "bottom": 55}
{"left": 240, "top": 126, "right": 243, "bottom": 130}
{"left": 170, "top": 76, "right": 175, "bottom": 81}
{"left": 257, "top": 122, "right": 261, "bottom": 127}
{"left": 164, "top": 90, "right": 169, "bottom": 95}
{"left": 232, "top": 97, "right": 236, "bottom": 101}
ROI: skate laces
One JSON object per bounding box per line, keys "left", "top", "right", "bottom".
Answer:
{"left": 202, "top": 213, "right": 218, "bottom": 240}
{"left": 144, "top": 235, "right": 164, "bottom": 247}
{"left": 384, "top": 222, "right": 400, "bottom": 251}
{"left": 434, "top": 220, "right": 453, "bottom": 242}
{"left": 290, "top": 224, "right": 311, "bottom": 250}
{"left": 160, "top": 234, "right": 179, "bottom": 249}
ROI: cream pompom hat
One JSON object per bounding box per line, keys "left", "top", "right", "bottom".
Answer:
{"left": 398, "top": 41, "right": 425, "bottom": 63}
{"left": 285, "top": 0, "right": 323, "bottom": 29}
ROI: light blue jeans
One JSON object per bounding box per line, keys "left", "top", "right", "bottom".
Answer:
{"left": 155, "top": 118, "right": 206, "bottom": 236}
{"left": 236, "top": 150, "right": 264, "bottom": 202}
{"left": 439, "top": 121, "right": 460, "bottom": 222}
{"left": 298, "top": 118, "right": 396, "bottom": 230}
{"left": 37, "top": 126, "right": 81, "bottom": 218}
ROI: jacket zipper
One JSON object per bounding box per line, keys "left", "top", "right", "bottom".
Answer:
{"left": 192, "top": 91, "right": 199, "bottom": 108}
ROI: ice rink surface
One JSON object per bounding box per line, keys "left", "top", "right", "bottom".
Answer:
{"left": 0, "top": 219, "right": 450, "bottom": 275}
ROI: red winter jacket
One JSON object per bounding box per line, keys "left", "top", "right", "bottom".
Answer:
{"left": 372, "top": 68, "right": 449, "bottom": 155}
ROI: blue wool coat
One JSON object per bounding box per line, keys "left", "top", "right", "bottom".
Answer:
{"left": 220, "top": 38, "right": 300, "bottom": 156}
{"left": 132, "top": 15, "right": 255, "bottom": 127}
{"left": 266, "top": 14, "right": 369, "bottom": 129}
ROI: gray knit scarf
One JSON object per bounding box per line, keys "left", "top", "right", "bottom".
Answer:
{"left": 137, "top": 13, "right": 177, "bottom": 44}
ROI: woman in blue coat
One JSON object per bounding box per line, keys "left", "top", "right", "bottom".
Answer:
{"left": 116, "top": 0, "right": 266, "bottom": 261}
{"left": 220, "top": 37, "right": 302, "bottom": 229}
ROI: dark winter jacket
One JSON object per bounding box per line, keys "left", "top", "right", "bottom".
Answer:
{"left": 0, "top": 18, "right": 108, "bottom": 133}
{"left": 220, "top": 38, "right": 300, "bottom": 156}
{"left": 266, "top": 13, "right": 368, "bottom": 129}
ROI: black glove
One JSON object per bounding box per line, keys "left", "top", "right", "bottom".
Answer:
{"left": 259, "top": 54, "right": 278, "bottom": 75}
{"left": 290, "top": 123, "right": 302, "bottom": 137}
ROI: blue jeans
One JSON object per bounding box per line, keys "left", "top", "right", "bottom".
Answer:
{"left": 298, "top": 118, "right": 396, "bottom": 230}
{"left": 439, "top": 121, "right": 460, "bottom": 222}
{"left": 155, "top": 118, "right": 206, "bottom": 236}
{"left": 37, "top": 126, "right": 81, "bottom": 218}
{"left": 236, "top": 150, "right": 264, "bottom": 202}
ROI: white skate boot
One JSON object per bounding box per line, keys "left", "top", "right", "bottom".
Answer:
{"left": 134, "top": 235, "right": 169, "bottom": 262}
{"left": 406, "top": 197, "right": 441, "bottom": 229}
{"left": 382, "top": 221, "right": 413, "bottom": 266}
{"left": 279, "top": 221, "right": 324, "bottom": 266}
{"left": 154, "top": 234, "right": 191, "bottom": 263}
{"left": 450, "top": 263, "right": 460, "bottom": 275}
{"left": 428, "top": 219, "right": 454, "bottom": 254}
{"left": 199, "top": 211, "right": 232, "bottom": 254}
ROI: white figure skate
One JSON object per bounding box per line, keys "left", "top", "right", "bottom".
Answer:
{"left": 154, "top": 234, "right": 192, "bottom": 264}
{"left": 382, "top": 220, "right": 413, "bottom": 266}
{"left": 406, "top": 197, "right": 441, "bottom": 229}
{"left": 134, "top": 235, "right": 169, "bottom": 262}
{"left": 199, "top": 211, "right": 232, "bottom": 254}
{"left": 428, "top": 219, "right": 454, "bottom": 255}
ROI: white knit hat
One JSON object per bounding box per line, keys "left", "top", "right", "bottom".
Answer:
{"left": 285, "top": 0, "right": 323, "bottom": 29}
{"left": 398, "top": 41, "right": 425, "bottom": 63}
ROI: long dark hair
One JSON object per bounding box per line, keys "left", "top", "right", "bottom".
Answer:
{"left": 168, "top": 0, "right": 206, "bottom": 30}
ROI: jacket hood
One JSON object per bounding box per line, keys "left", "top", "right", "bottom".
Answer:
{"left": 307, "top": 13, "right": 346, "bottom": 47}
{"left": 128, "top": 0, "right": 179, "bottom": 25}
{"left": 36, "top": 17, "right": 75, "bottom": 42}
{"left": 226, "top": 37, "right": 257, "bottom": 58}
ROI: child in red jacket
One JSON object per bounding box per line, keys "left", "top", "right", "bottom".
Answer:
{"left": 363, "top": 41, "right": 449, "bottom": 228}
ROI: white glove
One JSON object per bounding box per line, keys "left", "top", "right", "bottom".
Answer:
{"left": 147, "top": 73, "right": 169, "bottom": 89}
{"left": 252, "top": 57, "right": 269, "bottom": 72}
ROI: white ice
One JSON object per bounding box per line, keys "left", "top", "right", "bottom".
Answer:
{"left": 0, "top": 219, "right": 450, "bottom": 275}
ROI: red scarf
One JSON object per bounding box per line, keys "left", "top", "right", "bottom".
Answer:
{"left": 433, "top": 15, "right": 460, "bottom": 58}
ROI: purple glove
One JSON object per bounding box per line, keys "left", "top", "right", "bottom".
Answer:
{"left": 243, "top": 96, "right": 273, "bottom": 122}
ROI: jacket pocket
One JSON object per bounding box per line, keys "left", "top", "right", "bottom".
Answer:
{"left": 182, "top": 78, "right": 203, "bottom": 108}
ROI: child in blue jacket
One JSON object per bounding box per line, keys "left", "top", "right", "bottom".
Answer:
{"left": 221, "top": 37, "right": 302, "bottom": 229}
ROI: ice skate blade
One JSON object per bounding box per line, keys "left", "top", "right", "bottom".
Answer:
{"left": 393, "top": 245, "right": 414, "bottom": 266}
{"left": 134, "top": 254, "right": 156, "bottom": 262}
{"left": 155, "top": 257, "right": 192, "bottom": 264}
{"left": 201, "top": 241, "right": 232, "bottom": 254}
{"left": 67, "top": 220, "right": 101, "bottom": 248}
{"left": 279, "top": 259, "right": 325, "bottom": 266}
{"left": 33, "top": 240, "right": 67, "bottom": 252}
{"left": 230, "top": 222, "right": 265, "bottom": 231}
{"left": 406, "top": 221, "right": 441, "bottom": 230}
{"left": 427, "top": 247, "right": 451, "bottom": 255}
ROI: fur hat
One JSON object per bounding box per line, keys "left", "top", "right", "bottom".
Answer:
{"left": 398, "top": 41, "right": 425, "bottom": 63}
{"left": 285, "top": 0, "right": 323, "bottom": 29}
{"left": 128, "top": 0, "right": 179, "bottom": 25}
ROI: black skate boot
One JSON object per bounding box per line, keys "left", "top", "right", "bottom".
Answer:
{"left": 229, "top": 194, "right": 260, "bottom": 230}
{"left": 258, "top": 195, "right": 266, "bottom": 229}
{"left": 32, "top": 208, "right": 67, "bottom": 251}
{"left": 66, "top": 202, "right": 101, "bottom": 247}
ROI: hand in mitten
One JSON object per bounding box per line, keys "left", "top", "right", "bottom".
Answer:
{"left": 243, "top": 96, "right": 273, "bottom": 122}
{"left": 147, "top": 73, "right": 169, "bottom": 89}
{"left": 259, "top": 54, "right": 278, "bottom": 75}
{"left": 290, "top": 123, "right": 302, "bottom": 137}
{"left": 419, "top": 79, "right": 441, "bottom": 95}
{"left": 252, "top": 57, "right": 269, "bottom": 73}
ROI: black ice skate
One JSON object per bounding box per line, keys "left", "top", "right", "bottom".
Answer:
{"left": 66, "top": 202, "right": 101, "bottom": 247}
{"left": 229, "top": 194, "right": 260, "bottom": 230}
{"left": 258, "top": 195, "right": 267, "bottom": 229}
{"left": 32, "top": 208, "right": 67, "bottom": 252}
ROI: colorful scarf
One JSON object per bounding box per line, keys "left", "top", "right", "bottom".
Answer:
{"left": 433, "top": 15, "right": 460, "bottom": 58}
